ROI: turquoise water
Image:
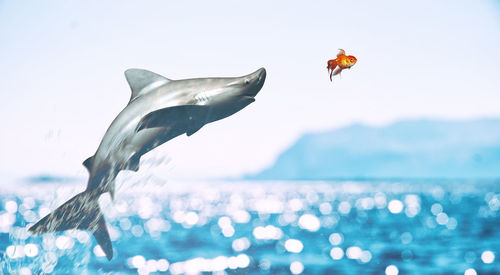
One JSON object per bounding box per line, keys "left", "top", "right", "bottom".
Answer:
{"left": 0, "top": 180, "right": 499, "bottom": 274}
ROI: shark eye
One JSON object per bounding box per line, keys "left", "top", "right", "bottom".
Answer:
{"left": 244, "top": 79, "right": 250, "bottom": 85}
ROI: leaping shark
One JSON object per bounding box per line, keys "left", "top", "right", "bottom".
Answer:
{"left": 29, "top": 67, "right": 267, "bottom": 260}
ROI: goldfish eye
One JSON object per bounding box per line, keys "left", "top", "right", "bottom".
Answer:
{"left": 350, "top": 58, "right": 354, "bottom": 62}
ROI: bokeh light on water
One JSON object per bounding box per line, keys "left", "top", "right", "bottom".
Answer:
{"left": 0, "top": 180, "right": 499, "bottom": 274}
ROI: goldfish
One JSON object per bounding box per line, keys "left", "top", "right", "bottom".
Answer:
{"left": 327, "top": 49, "right": 357, "bottom": 81}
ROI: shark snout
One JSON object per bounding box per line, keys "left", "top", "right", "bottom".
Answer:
{"left": 256, "top": 67, "right": 266, "bottom": 85}
{"left": 244, "top": 68, "right": 266, "bottom": 97}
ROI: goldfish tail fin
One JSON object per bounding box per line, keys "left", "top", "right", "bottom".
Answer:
{"left": 327, "top": 60, "right": 337, "bottom": 73}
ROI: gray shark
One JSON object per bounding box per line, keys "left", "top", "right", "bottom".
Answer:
{"left": 29, "top": 67, "right": 267, "bottom": 260}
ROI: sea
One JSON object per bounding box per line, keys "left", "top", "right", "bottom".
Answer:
{"left": 0, "top": 179, "right": 499, "bottom": 275}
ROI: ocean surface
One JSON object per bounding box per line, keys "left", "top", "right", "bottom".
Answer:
{"left": 0, "top": 179, "right": 499, "bottom": 275}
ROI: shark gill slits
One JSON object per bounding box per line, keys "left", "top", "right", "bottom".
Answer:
{"left": 195, "top": 92, "right": 211, "bottom": 104}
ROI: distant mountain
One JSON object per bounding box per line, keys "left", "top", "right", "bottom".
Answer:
{"left": 248, "top": 119, "right": 500, "bottom": 180}
{"left": 25, "top": 174, "right": 77, "bottom": 183}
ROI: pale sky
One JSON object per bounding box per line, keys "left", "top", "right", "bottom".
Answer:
{"left": 1, "top": 0, "right": 499, "bottom": 181}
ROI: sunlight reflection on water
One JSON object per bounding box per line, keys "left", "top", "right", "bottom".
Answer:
{"left": 0, "top": 180, "right": 499, "bottom": 274}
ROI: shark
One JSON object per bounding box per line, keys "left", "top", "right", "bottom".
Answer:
{"left": 29, "top": 67, "right": 267, "bottom": 260}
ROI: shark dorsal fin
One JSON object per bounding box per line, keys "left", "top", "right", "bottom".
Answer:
{"left": 83, "top": 156, "right": 93, "bottom": 173}
{"left": 124, "top": 69, "right": 170, "bottom": 102}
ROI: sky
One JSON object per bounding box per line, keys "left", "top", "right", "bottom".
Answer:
{"left": 1, "top": 0, "right": 499, "bottom": 181}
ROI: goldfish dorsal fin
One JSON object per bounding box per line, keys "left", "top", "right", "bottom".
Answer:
{"left": 337, "top": 49, "right": 346, "bottom": 57}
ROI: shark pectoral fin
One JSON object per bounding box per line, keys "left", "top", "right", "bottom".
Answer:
{"left": 83, "top": 156, "right": 93, "bottom": 173}
{"left": 186, "top": 121, "right": 205, "bottom": 136}
{"left": 124, "top": 69, "right": 171, "bottom": 102}
{"left": 136, "top": 105, "right": 210, "bottom": 132}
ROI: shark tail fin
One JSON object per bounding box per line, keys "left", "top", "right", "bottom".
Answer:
{"left": 28, "top": 191, "right": 113, "bottom": 260}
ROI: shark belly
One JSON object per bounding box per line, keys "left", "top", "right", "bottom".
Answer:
{"left": 92, "top": 126, "right": 185, "bottom": 187}
{"left": 128, "top": 125, "right": 187, "bottom": 164}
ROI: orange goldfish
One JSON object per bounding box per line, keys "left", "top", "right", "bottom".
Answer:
{"left": 327, "top": 49, "right": 357, "bottom": 81}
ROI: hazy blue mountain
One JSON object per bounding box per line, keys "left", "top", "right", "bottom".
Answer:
{"left": 248, "top": 119, "right": 500, "bottom": 180}
{"left": 25, "top": 174, "right": 77, "bottom": 183}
